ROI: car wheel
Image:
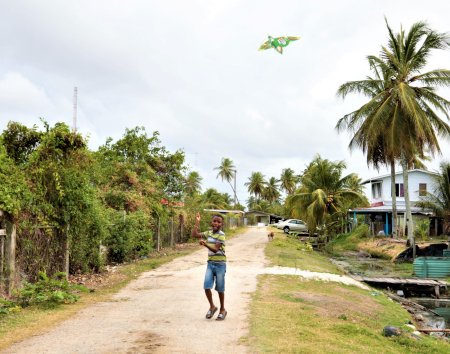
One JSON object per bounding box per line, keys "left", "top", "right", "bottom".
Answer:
{"left": 283, "top": 226, "right": 290, "bottom": 233}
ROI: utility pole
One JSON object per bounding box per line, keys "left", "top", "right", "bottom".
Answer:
{"left": 233, "top": 170, "right": 237, "bottom": 206}
{"left": 72, "top": 86, "right": 78, "bottom": 133}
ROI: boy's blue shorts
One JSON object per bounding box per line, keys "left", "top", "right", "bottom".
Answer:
{"left": 204, "top": 261, "right": 226, "bottom": 292}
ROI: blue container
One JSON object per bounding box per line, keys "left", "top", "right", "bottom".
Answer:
{"left": 413, "top": 257, "right": 450, "bottom": 278}
{"left": 443, "top": 250, "right": 450, "bottom": 257}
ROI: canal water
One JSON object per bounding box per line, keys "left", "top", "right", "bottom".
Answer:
{"left": 412, "top": 298, "right": 450, "bottom": 331}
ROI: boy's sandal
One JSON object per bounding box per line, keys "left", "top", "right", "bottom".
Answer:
{"left": 206, "top": 307, "right": 218, "bottom": 319}
{"left": 216, "top": 311, "right": 227, "bottom": 321}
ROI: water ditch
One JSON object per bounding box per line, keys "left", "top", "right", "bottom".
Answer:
{"left": 332, "top": 253, "right": 450, "bottom": 334}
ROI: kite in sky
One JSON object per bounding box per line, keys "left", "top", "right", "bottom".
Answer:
{"left": 259, "top": 36, "right": 300, "bottom": 54}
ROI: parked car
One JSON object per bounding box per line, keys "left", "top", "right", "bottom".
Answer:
{"left": 276, "top": 219, "right": 308, "bottom": 234}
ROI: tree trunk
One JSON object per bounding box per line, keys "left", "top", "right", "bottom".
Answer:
{"left": 390, "top": 160, "right": 398, "bottom": 238}
{"left": 401, "top": 159, "right": 415, "bottom": 258}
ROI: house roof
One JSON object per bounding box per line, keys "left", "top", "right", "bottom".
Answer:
{"left": 351, "top": 205, "right": 433, "bottom": 215}
{"left": 362, "top": 169, "right": 439, "bottom": 185}
{"left": 203, "top": 209, "right": 245, "bottom": 215}
{"left": 244, "top": 210, "right": 283, "bottom": 218}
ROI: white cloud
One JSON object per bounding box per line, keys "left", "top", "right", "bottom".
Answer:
{"left": 1, "top": 0, "right": 450, "bottom": 204}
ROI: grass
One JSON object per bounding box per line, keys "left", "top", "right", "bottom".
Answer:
{"left": 266, "top": 231, "right": 343, "bottom": 274}
{"left": 246, "top": 275, "right": 450, "bottom": 353}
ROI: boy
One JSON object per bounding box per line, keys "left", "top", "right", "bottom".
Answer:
{"left": 192, "top": 212, "right": 227, "bottom": 321}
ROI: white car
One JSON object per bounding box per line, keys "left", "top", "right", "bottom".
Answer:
{"left": 277, "top": 219, "right": 308, "bottom": 234}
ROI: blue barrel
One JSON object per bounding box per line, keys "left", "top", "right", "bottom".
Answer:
{"left": 413, "top": 257, "right": 450, "bottom": 278}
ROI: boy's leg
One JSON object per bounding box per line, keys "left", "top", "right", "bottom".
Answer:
{"left": 218, "top": 291, "right": 225, "bottom": 313}
{"left": 214, "top": 262, "right": 226, "bottom": 315}
{"left": 204, "top": 263, "right": 216, "bottom": 311}
{"left": 205, "top": 289, "right": 215, "bottom": 309}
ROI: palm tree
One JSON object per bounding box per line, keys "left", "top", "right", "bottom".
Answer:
{"left": 263, "top": 177, "right": 281, "bottom": 203}
{"left": 287, "top": 155, "right": 366, "bottom": 236}
{"left": 337, "top": 56, "right": 401, "bottom": 238}
{"left": 377, "top": 20, "right": 450, "bottom": 250}
{"left": 201, "top": 188, "right": 230, "bottom": 209}
{"left": 280, "top": 168, "right": 298, "bottom": 195}
{"left": 245, "top": 172, "right": 266, "bottom": 200}
{"left": 214, "top": 157, "right": 238, "bottom": 205}
{"left": 337, "top": 20, "right": 450, "bottom": 250}
{"left": 184, "top": 171, "right": 202, "bottom": 196}
{"left": 416, "top": 162, "right": 450, "bottom": 236}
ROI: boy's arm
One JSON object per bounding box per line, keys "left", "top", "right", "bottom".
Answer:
{"left": 200, "top": 239, "right": 221, "bottom": 252}
{"left": 191, "top": 212, "right": 203, "bottom": 239}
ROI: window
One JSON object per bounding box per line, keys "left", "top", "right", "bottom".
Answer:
{"left": 419, "top": 183, "right": 427, "bottom": 196}
{"left": 372, "top": 183, "right": 382, "bottom": 198}
{"left": 394, "top": 183, "right": 404, "bottom": 197}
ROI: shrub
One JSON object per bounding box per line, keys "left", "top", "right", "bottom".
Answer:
{"left": 414, "top": 219, "right": 430, "bottom": 241}
{"left": 16, "top": 271, "right": 87, "bottom": 308}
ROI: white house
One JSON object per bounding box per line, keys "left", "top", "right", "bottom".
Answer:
{"left": 352, "top": 169, "right": 442, "bottom": 236}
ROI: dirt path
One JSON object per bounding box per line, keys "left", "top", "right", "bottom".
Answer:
{"left": 4, "top": 227, "right": 268, "bottom": 354}
{"left": 4, "top": 228, "right": 370, "bottom": 354}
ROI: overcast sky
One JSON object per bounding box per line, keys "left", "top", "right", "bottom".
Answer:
{"left": 1, "top": 0, "right": 450, "bottom": 204}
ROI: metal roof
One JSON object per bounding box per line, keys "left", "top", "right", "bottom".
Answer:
{"left": 351, "top": 205, "right": 433, "bottom": 215}
{"left": 203, "top": 209, "right": 245, "bottom": 215}
{"left": 362, "top": 169, "right": 439, "bottom": 185}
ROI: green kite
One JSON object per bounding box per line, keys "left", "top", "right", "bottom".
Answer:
{"left": 259, "top": 36, "right": 300, "bottom": 54}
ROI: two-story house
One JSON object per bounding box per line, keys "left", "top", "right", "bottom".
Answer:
{"left": 351, "top": 169, "right": 443, "bottom": 236}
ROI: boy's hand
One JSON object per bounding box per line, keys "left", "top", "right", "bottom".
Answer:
{"left": 199, "top": 240, "right": 206, "bottom": 246}
{"left": 195, "top": 212, "right": 201, "bottom": 224}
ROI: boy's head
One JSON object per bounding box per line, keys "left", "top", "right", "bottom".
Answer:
{"left": 211, "top": 214, "right": 224, "bottom": 232}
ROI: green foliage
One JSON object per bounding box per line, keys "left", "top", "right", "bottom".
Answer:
{"left": 287, "top": 155, "right": 367, "bottom": 236}
{"left": 325, "top": 224, "right": 369, "bottom": 254}
{"left": 0, "top": 298, "right": 21, "bottom": 315}
{"left": 105, "top": 211, "right": 153, "bottom": 263}
{"left": 0, "top": 144, "right": 30, "bottom": 217}
{"left": 16, "top": 272, "right": 87, "bottom": 309}
{"left": 414, "top": 219, "right": 430, "bottom": 241}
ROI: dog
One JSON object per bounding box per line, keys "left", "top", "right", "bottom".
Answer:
{"left": 268, "top": 231, "right": 274, "bottom": 241}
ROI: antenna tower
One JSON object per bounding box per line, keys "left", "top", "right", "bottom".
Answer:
{"left": 72, "top": 86, "right": 78, "bottom": 133}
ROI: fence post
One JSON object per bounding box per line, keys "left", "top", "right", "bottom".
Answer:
{"left": 157, "top": 217, "right": 161, "bottom": 252}
{"left": 170, "top": 215, "right": 174, "bottom": 247}
{"left": 5, "top": 220, "right": 16, "bottom": 295}
{"left": 0, "top": 214, "right": 5, "bottom": 290}
{"left": 64, "top": 224, "right": 70, "bottom": 280}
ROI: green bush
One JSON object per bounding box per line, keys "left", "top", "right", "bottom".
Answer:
{"left": 414, "top": 219, "right": 430, "bottom": 241}
{"left": 0, "top": 298, "right": 21, "bottom": 315}
{"left": 16, "top": 272, "right": 87, "bottom": 309}
{"left": 106, "top": 210, "right": 153, "bottom": 263}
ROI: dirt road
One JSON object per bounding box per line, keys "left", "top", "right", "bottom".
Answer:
{"left": 5, "top": 227, "right": 268, "bottom": 354}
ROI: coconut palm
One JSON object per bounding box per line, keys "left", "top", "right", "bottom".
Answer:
{"left": 262, "top": 177, "right": 281, "bottom": 203}
{"left": 337, "top": 57, "right": 401, "bottom": 238}
{"left": 184, "top": 171, "right": 202, "bottom": 196}
{"left": 214, "top": 157, "right": 238, "bottom": 205}
{"left": 287, "top": 155, "right": 366, "bottom": 236}
{"left": 201, "top": 188, "right": 230, "bottom": 209}
{"left": 337, "top": 20, "right": 450, "bottom": 249}
{"left": 416, "top": 162, "right": 450, "bottom": 235}
{"left": 280, "top": 168, "right": 299, "bottom": 195}
{"left": 245, "top": 172, "right": 266, "bottom": 199}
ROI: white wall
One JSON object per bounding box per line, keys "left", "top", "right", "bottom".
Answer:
{"left": 371, "top": 170, "right": 437, "bottom": 204}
